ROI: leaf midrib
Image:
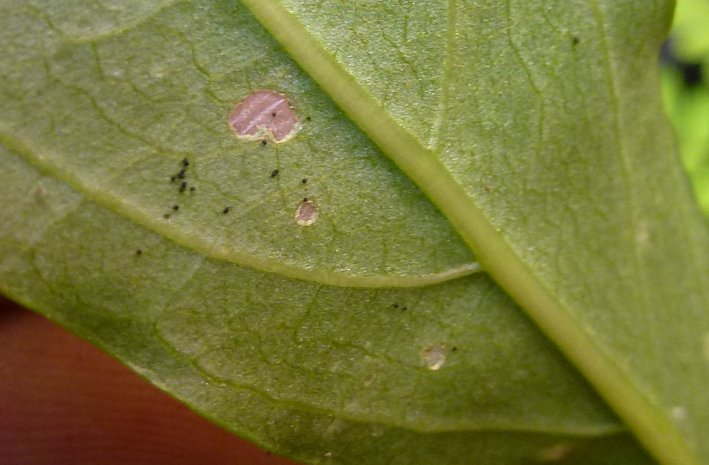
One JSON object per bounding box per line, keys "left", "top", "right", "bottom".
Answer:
{"left": 239, "top": 2, "right": 701, "bottom": 465}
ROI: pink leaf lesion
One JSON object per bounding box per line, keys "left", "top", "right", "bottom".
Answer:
{"left": 229, "top": 90, "right": 300, "bottom": 142}
{"left": 295, "top": 198, "right": 317, "bottom": 226}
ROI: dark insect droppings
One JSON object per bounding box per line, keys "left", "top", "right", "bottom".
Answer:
{"left": 261, "top": 140, "right": 267, "bottom": 146}
{"left": 177, "top": 169, "right": 186, "bottom": 179}
{"left": 182, "top": 158, "right": 190, "bottom": 167}
{"left": 189, "top": 186, "right": 196, "bottom": 192}
{"left": 135, "top": 249, "right": 143, "bottom": 256}
{"left": 179, "top": 181, "right": 187, "bottom": 193}
{"left": 270, "top": 169, "right": 280, "bottom": 178}
{"left": 172, "top": 205, "right": 179, "bottom": 211}
{"left": 170, "top": 175, "right": 176, "bottom": 182}
{"left": 306, "top": 116, "right": 312, "bottom": 121}
{"left": 223, "top": 207, "right": 231, "bottom": 214}
{"left": 301, "top": 178, "right": 308, "bottom": 184}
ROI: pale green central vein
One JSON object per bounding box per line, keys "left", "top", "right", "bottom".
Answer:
{"left": 239, "top": 2, "right": 701, "bottom": 465}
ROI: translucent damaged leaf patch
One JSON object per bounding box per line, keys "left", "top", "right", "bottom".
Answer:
{"left": 229, "top": 89, "right": 300, "bottom": 142}
{"left": 295, "top": 197, "right": 317, "bottom": 226}
{"left": 420, "top": 343, "right": 448, "bottom": 370}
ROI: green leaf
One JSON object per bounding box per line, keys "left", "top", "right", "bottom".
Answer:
{"left": 662, "top": 0, "right": 709, "bottom": 216}
{"left": 0, "top": 1, "right": 706, "bottom": 465}
{"left": 672, "top": 0, "right": 709, "bottom": 60}
{"left": 662, "top": 68, "right": 709, "bottom": 215}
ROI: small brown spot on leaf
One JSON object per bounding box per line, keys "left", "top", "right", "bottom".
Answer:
{"left": 34, "top": 186, "right": 48, "bottom": 201}
{"left": 295, "top": 198, "right": 317, "bottom": 226}
{"left": 537, "top": 443, "right": 574, "bottom": 462}
{"left": 229, "top": 90, "right": 299, "bottom": 143}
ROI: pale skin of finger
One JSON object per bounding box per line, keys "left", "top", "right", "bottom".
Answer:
{"left": 0, "top": 297, "right": 300, "bottom": 465}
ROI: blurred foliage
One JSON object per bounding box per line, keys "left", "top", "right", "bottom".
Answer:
{"left": 662, "top": 0, "right": 709, "bottom": 216}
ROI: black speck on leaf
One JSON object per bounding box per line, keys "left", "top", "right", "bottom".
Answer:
{"left": 270, "top": 169, "right": 280, "bottom": 178}
{"left": 223, "top": 207, "right": 231, "bottom": 214}
{"left": 179, "top": 181, "right": 187, "bottom": 193}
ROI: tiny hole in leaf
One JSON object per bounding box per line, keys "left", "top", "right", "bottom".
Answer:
{"left": 420, "top": 343, "right": 447, "bottom": 370}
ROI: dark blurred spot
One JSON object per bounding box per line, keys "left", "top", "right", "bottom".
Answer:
{"left": 661, "top": 39, "right": 704, "bottom": 87}
{"left": 681, "top": 63, "right": 703, "bottom": 87}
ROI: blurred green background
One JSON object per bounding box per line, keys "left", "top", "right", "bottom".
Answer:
{"left": 662, "top": 0, "right": 709, "bottom": 216}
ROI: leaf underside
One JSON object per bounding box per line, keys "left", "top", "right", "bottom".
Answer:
{"left": 0, "top": 1, "right": 707, "bottom": 465}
